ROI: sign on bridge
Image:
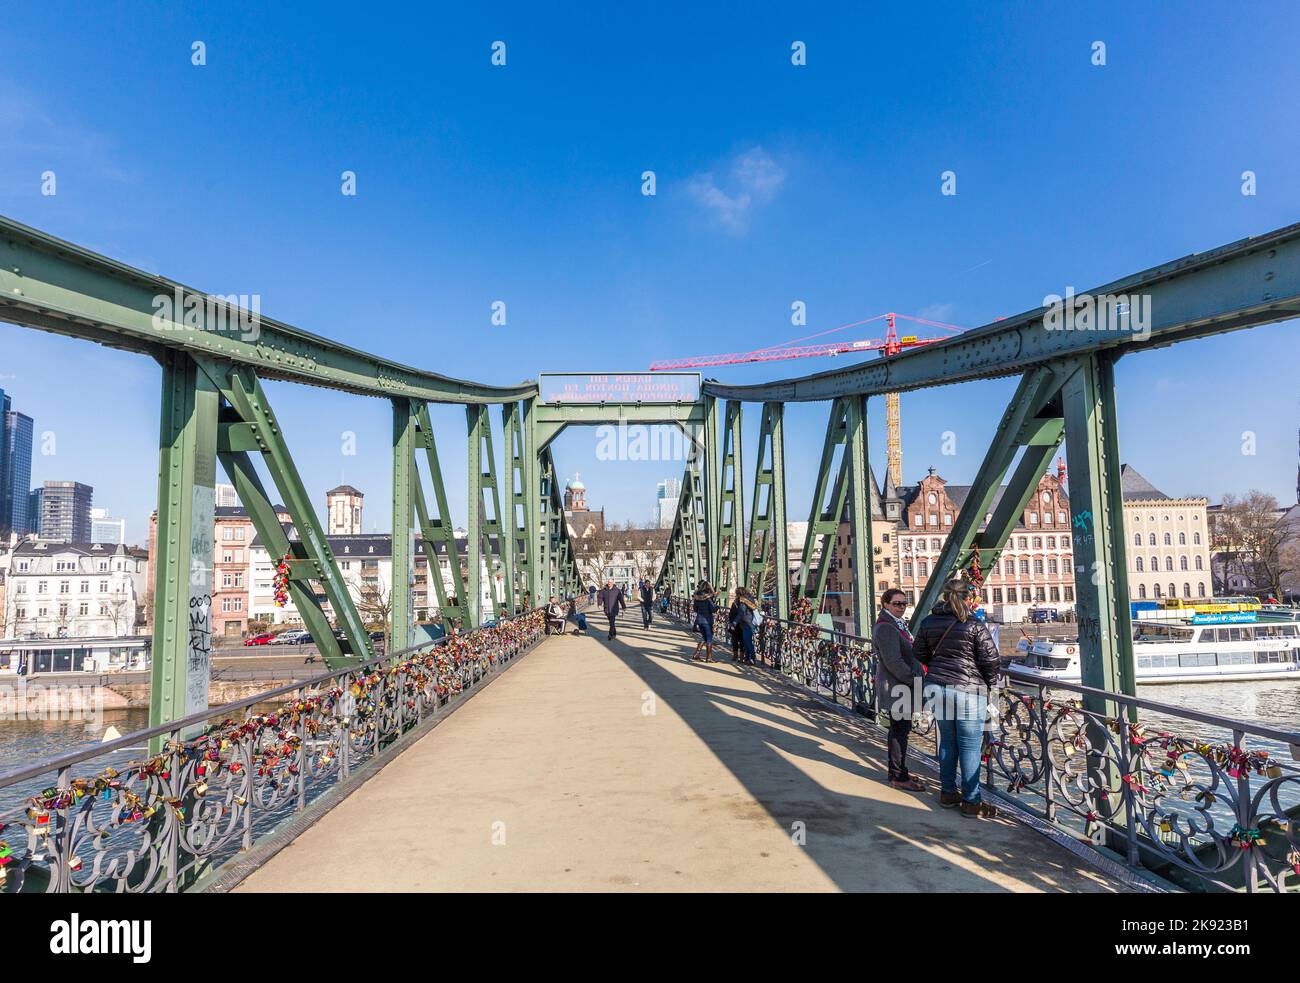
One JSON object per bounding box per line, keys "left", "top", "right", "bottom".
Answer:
{"left": 538, "top": 372, "right": 700, "bottom": 404}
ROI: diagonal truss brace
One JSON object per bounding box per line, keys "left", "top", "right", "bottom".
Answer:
{"left": 201, "top": 358, "right": 374, "bottom": 669}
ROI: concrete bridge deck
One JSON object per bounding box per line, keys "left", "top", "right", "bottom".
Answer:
{"left": 237, "top": 610, "right": 1123, "bottom": 893}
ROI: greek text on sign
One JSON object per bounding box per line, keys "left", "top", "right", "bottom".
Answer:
{"left": 539, "top": 373, "right": 700, "bottom": 404}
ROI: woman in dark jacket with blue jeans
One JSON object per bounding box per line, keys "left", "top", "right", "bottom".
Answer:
{"left": 912, "top": 578, "right": 1001, "bottom": 818}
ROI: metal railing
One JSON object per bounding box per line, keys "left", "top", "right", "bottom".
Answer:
{"left": 0, "top": 608, "right": 549, "bottom": 893}
{"left": 667, "top": 597, "right": 1300, "bottom": 893}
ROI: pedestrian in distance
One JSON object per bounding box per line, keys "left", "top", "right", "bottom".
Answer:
{"left": 873, "top": 587, "right": 925, "bottom": 792}
{"left": 544, "top": 596, "right": 567, "bottom": 635}
{"left": 734, "top": 587, "right": 759, "bottom": 664}
{"left": 912, "top": 577, "right": 1001, "bottom": 818}
{"left": 639, "top": 578, "right": 655, "bottom": 628}
{"left": 568, "top": 596, "right": 587, "bottom": 635}
{"left": 597, "top": 579, "right": 624, "bottom": 640}
{"left": 690, "top": 582, "right": 718, "bottom": 662}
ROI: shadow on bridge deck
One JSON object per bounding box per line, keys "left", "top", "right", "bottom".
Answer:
{"left": 235, "top": 610, "right": 1122, "bottom": 893}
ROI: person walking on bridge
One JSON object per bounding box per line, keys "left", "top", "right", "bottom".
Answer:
{"left": 597, "top": 579, "right": 625, "bottom": 640}
{"left": 873, "top": 587, "right": 925, "bottom": 792}
{"left": 690, "top": 583, "right": 718, "bottom": 662}
{"left": 639, "top": 579, "right": 655, "bottom": 628}
{"left": 912, "top": 578, "right": 1001, "bottom": 818}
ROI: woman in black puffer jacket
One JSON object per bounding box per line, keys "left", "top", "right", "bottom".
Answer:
{"left": 912, "top": 578, "right": 1001, "bottom": 818}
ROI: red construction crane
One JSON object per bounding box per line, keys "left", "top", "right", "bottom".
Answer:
{"left": 647, "top": 312, "right": 962, "bottom": 370}
{"left": 649, "top": 312, "right": 966, "bottom": 491}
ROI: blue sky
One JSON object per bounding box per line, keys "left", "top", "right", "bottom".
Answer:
{"left": 1, "top": 2, "right": 1297, "bottom": 544}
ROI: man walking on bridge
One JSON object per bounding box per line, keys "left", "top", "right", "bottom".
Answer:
{"left": 598, "top": 579, "right": 625, "bottom": 640}
{"left": 638, "top": 578, "right": 655, "bottom": 628}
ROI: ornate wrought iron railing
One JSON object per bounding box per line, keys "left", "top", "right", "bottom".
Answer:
{"left": 0, "top": 608, "right": 549, "bottom": 893}
{"left": 666, "top": 599, "right": 1300, "bottom": 894}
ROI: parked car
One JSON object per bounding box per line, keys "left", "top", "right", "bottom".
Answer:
{"left": 243, "top": 633, "right": 276, "bottom": 646}
{"left": 271, "top": 629, "right": 311, "bottom": 645}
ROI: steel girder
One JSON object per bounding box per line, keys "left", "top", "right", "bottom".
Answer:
{"left": 843, "top": 395, "right": 876, "bottom": 636}
{"left": 149, "top": 352, "right": 219, "bottom": 750}
{"left": 0, "top": 216, "right": 535, "bottom": 404}
{"left": 391, "top": 399, "right": 416, "bottom": 652}
{"left": 797, "top": 398, "right": 853, "bottom": 613}
{"left": 908, "top": 366, "right": 1067, "bottom": 629}
{"left": 702, "top": 221, "right": 1300, "bottom": 403}
{"left": 408, "top": 400, "right": 470, "bottom": 630}
{"left": 744, "top": 402, "right": 789, "bottom": 619}
{"left": 715, "top": 400, "right": 745, "bottom": 595}
{"left": 467, "top": 403, "right": 511, "bottom": 624}
{"left": 202, "top": 359, "right": 375, "bottom": 669}
{"left": 502, "top": 400, "right": 529, "bottom": 612}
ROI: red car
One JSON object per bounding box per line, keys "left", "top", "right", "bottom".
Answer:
{"left": 243, "top": 633, "right": 277, "bottom": 646}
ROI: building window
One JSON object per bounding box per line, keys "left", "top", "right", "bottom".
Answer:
{"left": 1050, "top": 586, "right": 1060, "bottom": 602}
{"left": 1019, "top": 559, "right": 1030, "bottom": 575}
{"left": 943, "top": 513, "right": 952, "bottom": 525}
{"left": 1197, "top": 582, "right": 1206, "bottom": 597}
{"left": 1029, "top": 512, "right": 1039, "bottom": 524}
{"left": 1178, "top": 532, "right": 1186, "bottom": 545}
{"left": 1032, "top": 537, "right": 1042, "bottom": 549}
{"left": 1193, "top": 532, "right": 1201, "bottom": 545}
{"left": 1034, "top": 559, "right": 1044, "bottom": 574}
{"left": 59, "top": 581, "right": 69, "bottom": 594}
{"left": 1180, "top": 556, "right": 1188, "bottom": 571}
{"left": 79, "top": 581, "right": 89, "bottom": 593}
{"left": 930, "top": 538, "right": 941, "bottom": 551}
{"left": 1168, "top": 583, "right": 1176, "bottom": 598}
{"left": 1183, "top": 583, "right": 1191, "bottom": 598}
{"left": 928, "top": 514, "right": 938, "bottom": 526}
{"left": 1064, "top": 586, "right": 1073, "bottom": 601}
{"left": 1148, "top": 534, "right": 1156, "bottom": 546}
{"left": 1134, "top": 533, "right": 1141, "bottom": 546}
{"left": 913, "top": 516, "right": 923, "bottom": 527}
{"left": 993, "top": 588, "right": 1003, "bottom": 603}
{"left": 1165, "top": 557, "right": 1174, "bottom": 571}
{"left": 1049, "top": 559, "right": 1058, "bottom": 574}
{"left": 1194, "top": 556, "right": 1203, "bottom": 571}
{"left": 1164, "top": 533, "right": 1172, "bottom": 546}
{"left": 903, "top": 560, "right": 913, "bottom": 577}
{"left": 1135, "top": 557, "right": 1144, "bottom": 572}
{"left": 918, "top": 560, "right": 929, "bottom": 576}
{"left": 1018, "top": 537, "right": 1028, "bottom": 549}
{"left": 1153, "top": 583, "right": 1162, "bottom": 598}
{"left": 1138, "top": 584, "right": 1147, "bottom": 599}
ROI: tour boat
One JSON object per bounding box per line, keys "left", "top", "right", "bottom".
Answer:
{"left": 1011, "top": 617, "right": 1300, "bottom": 684}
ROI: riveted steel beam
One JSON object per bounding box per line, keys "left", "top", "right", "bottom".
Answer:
{"left": 745, "top": 402, "right": 789, "bottom": 619}
{"left": 715, "top": 400, "right": 745, "bottom": 595}
{"left": 0, "top": 215, "right": 535, "bottom": 404}
{"left": 200, "top": 359, "right": 372, "bottom": 668}
{"left": 149, "top": 352, "right": 218, "bottom": 752}
{"left": 798, "top": 398, "right": 852, "bottom": 612}
{"left": 410, "top": 401, "right": 470, "bottom": 630}
{"left": 502, "top": 400, "right": 528, "bottom": 612}
{"left": 391, "top": 398, "right": 415, "bottom": 652}
{"left": 908, "top": 366, "right": 1066, "bottom": 629}
{"left": 844, "top": 395, "right": 876, "bottom": 636}
{"left": 703, "top": 222, "right": 1300, "bottom": 403}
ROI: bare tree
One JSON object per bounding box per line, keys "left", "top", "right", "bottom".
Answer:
{"left": 348, "top": 576, "right": 393, "bottom": 652}
{"left": 107, "top": 592, "right": 135, "bottom": 637}
{"left": 1215, "top": 492, "right": 1289, "bottom": 600}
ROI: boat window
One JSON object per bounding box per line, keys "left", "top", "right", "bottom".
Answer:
{"left": 1178, "top": 652, "right": 1218, "bottom": 667}
{"left": 1136, "top": 656, "right": 1151, "bottom": 669}
{"left": 1255, "top": 651, "right": 1287, "bottom": 664}
{"left": 1220, "top": 652, "right": 1252, "bottom": 665}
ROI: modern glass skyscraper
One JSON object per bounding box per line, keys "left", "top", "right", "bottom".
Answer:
{"left": 1, "top": 390, "right": 35, "bottom": 538}
{"left": 39, "top": 480, "right": 93, "bottom": 542}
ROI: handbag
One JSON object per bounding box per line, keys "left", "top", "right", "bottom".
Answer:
{"left": 752, "top": 608, "right": 764, "bottom": 628}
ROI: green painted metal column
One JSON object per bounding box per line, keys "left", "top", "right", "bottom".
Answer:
{"left": 522, "top": 397, "right": 542, "bottom": 610}
{"left": 798, "top": 398, "right": 850, "bottom": 610}
{"left": 1060, "top": 353, "right": 1136, "bottom": 702}
{"left": 503, "top": 401, "right": 527, "bottom": 613}
{"left": 150, "top": 352, "right": 218, "bottom": 749}
{"left": 844, "top": 395, "right": 876, "bottom": 636}
{"left": 703, "top": 396, "right": 722, "bottom": 587}
{"left": 391, "top": 398, "right": 415, "bottom": 653}
{"left": 717, "top": 400, "right": 745, "bottom": 596}
{"left": 745, "top": 402, "right": 789, "bottom": 619}
{"left": 467, "top": 405, "right": 484, "bottom": 627}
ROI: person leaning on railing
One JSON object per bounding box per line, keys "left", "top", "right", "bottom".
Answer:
{"left": 911, "top": 577, "right": 1001, "bottom": 819}
{"left": 873, "top": 587, "right": 926, "bottom": 792}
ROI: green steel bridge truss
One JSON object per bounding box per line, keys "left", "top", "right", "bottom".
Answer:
{"left": 2, "top": 211, "right": 1298, "bottom": 788}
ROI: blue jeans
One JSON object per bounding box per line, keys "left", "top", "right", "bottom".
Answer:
{"left": 740, "top": 623, "right": 755, "bottom": 662}
{"left": 929, "top": 684, "right": 987, "bottom": 803}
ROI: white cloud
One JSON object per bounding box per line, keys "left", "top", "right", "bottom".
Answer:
{"left": 685, "top": 147, "right": 785, "bottom": 234}
{"left": 917, "top": 302, "right": 957, "bottom": 323}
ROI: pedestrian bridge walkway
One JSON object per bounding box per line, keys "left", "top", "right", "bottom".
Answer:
{"left": 236, "top": 611, "right": 1121, "bottom": 893}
